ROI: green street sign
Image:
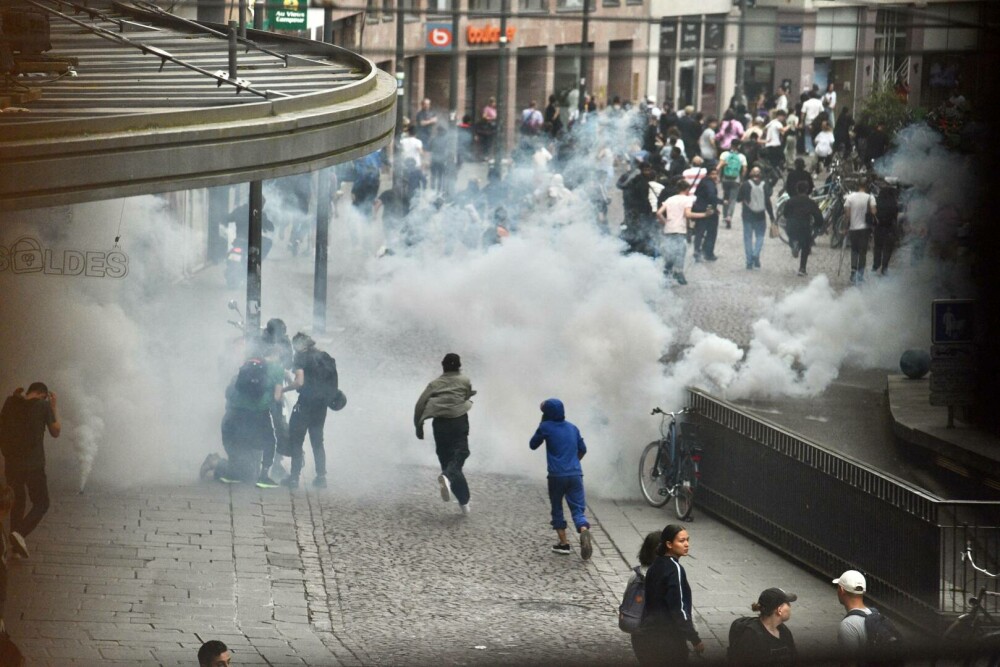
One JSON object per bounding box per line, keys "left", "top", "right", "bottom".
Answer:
{"left": 265, "top": 0, "right": 306, "bottom": 31}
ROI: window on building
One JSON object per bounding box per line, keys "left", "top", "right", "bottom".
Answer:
{"left": 603, "top": 0, "right": 619, "bottom": 7}
{"left": 401, "top": 0, "right": 418, "bottom": 21}
{"left": 427, "top": 0, "right": 451, "bottom": 17}
{"left": 873, "top": 9, "right": 908, "bottom": 84}
{"left": 366, "top": 0, "right": 379, "bottom": 22}
{"left": 556, "top": 0, "right": 595, "bottom": 11}
{"left": 469, "top": 0, "right": 500, "bottom": 13}
{"left": 382, "top": 0, "right": 393, "bottom": 21}
{"left": 519, "top": 0, "right": 547, "bottom": 12}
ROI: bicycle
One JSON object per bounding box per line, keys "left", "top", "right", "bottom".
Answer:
{"left": 638, "top": 407, "right": 703, "bottom": 520}
{"left": 774, "top": 172, "right": 847, "bottom": 249}
{"left": 941, "top": 543, "right": 1000, "bottom": 665}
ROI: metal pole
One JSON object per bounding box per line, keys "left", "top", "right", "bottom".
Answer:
{"left": 313, "top": 169, "right": 331, "bottom": 334}
{"left": 323, "top": 6, "right": 334, "bottom": 43}
{"left": 494, "top": 0, "right": 508, "bottom": 167}
{"left": 246, "top": 179, "right": 263, "bottom": 340}
{"left": 394, "top": 0, "right": 406, "bottom": 181}
{"left": 734, "top": 0, "right": 747, "bottom": 109}
{"left": 238, "top": 0, "right": 247, "bottom": 39}
{"left": 228, "top": 21, "right": 238, "bottom": 80}
{"left": 577, "top": 0, "right": 590, "bottom": 117}
{"left": 253, "top": 0, "right": 263, "bottom": 30}
{"left": 448, "top": 0, "right": 459, "bottom": 122}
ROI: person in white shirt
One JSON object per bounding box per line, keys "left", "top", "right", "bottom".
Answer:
{"left": 398, "top": 125, "right": 424, "bottom": 170}
{"left": 763, "top": 110, "right": 787, "bottom": 168}
{"left": 784, "top": 106, "right": 800, "bottom": 165}
{"left": 822, "top": 83, "right": 837, "bottom": 127}
{"left": 843, "top": 180, "right": 877, "bottom": 284}
{"left": 656, "top": 179, "right": 700, "bottom": 285}
{"left": 801, "top": 94, "right": 825, "bottom": 155}
{"left": 699, "top": 117, "right": 719, "bottom": 161}
{"left": 813, "top": 120, "right": 835, "bottom": 172}
{"left": 774, "top": 86, "right": 788, "bottom": 112}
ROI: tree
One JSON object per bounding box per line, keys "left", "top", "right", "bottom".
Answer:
{"left": 858, "top": 79, "right": 911, "bottom": 139}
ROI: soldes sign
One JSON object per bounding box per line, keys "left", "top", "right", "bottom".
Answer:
{"left": 0, "top": 236, "right": 129, "bottom": 279}
{"left": 466, "top": 24, "right": 516, "bottom": 45}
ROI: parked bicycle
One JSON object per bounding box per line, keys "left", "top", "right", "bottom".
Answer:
{"left": 638, "top": 407, "right": 703, "bottom": 520}
{"left": 942, "top": 544, "right": 1000, "bottom": 654}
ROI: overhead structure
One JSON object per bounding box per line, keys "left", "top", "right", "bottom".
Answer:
{"left": 0, "top": 0, "right": 396, "bottom": 211}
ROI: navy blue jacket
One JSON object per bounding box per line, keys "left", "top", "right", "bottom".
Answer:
{"left": 529, "top": 398, "right": 586, "bottom": 478}
{"left": 641, "top": 555, "right": 701, "bottom": 646}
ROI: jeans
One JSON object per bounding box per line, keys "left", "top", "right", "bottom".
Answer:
{"left": 264, "top": 399, "right": 287, "bottom": 469}
{"left": 660, "top": 234, "right": 687, "bottom": 274}
{"left": 693, "top": 215, "right": 719, "bottom": 258}
{"left": 849, "top": 228, "right": 871, "bottom": 279}
{"left": 547, "top": 475, "right": 589, "bottom": 532}
{"left": 8, "top": 467, "right": 49, "bottom": 538}
{"left": 288, "top": 399, "right": 328, "bottom": 479}
{"left": 721, "top": 179, "right": 740, "bottom": 222}
{"left": 432, "top": 414, "right": 471, "bottom": 505}
{"left": 742, "top": 210, "right": 767, "bottom": 267}
{"left": 805, "top": 131, "right": 815, "bottom": 155}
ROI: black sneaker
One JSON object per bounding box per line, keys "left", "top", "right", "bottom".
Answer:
{"left": 753, "top": 256, "right": 761, "bottom": 269}
{"left": 580, "top": 529, "right": 593, "bottom": 561}
{"left": 256, "top": 474, "right": 280, "bottom": 489}
{"left": 704, "top": 255, "right": 719, "bottom": 262}
{"left": 551, "top": 543, "right": 571, "bottom": 555}
{"left": 10, "top": 531, "right": 29, "bottom": 559}
{"left": 280, "top": 476, "right": 299, "bottom": 489}
{"left": 797, "top": 268, "right": 808, "bottom": 277}
{"left": 312, "top": 476, "right": 327, "bottom": 489}
{"left": 674, "top": 272, "right": 688, "bottom": 286}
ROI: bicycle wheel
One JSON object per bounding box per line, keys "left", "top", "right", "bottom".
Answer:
{"left": 673, "top": 457, "right": 696, "bottom": 520}
{"left": 639, "top": 441, "right": 671, "bottom": 508}
{"left": 943, "top": 614, "right": 975, "bottom": 643}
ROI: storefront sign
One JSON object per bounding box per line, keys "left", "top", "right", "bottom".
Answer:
{"left": 779, "top": 25, "right": 803, "bottom": 44}
{"left": 427, "top": 23, "right": 453, "bottom": 50}
{"left": 0, "top": 236, "right": 129, "bottom": 279}
{"left": 466, "top": 24, "right": 516, "bottom": 45}
{"left": 265, "top": 0, "right": 306, "bottom": 31}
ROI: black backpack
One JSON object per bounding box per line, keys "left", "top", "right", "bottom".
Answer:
{"left": 727, "top": 616, "right": 761, "bottom": 662}
{"left": 235, "top": 358, "right": 268, "bottom": 401}
{"left": 618, "top": 567, "right": 646, "bottom": 633}
{"left": 847, "top": 607, "right": 903, "bottom": 664}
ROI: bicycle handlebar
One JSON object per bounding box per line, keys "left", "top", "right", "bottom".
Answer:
{"left": 651, "top": 407, "right": 697, "bottom": 417}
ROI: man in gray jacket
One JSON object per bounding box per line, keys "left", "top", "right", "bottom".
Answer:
{"left": 414, "top": 353, "right": 476, "bottom": 514}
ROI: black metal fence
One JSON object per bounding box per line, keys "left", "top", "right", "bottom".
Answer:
{"left": 686, "top": 389, "right": 1000, "bottom": 630}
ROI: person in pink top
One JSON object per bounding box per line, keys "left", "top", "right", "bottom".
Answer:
{"left": 478, "top": 97, "right": 497, "bottom": 158}
{"left": 656, "top": 179, "right": 702, "bottom": 286}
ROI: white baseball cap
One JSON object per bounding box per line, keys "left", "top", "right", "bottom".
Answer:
{"left": 833, "top": 570, "right": 867, "bottom": 594}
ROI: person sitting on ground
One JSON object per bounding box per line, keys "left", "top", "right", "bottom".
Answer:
{"left": 728, "top": 588, "right": 798, "bottom": 665}
{"left": 198, "top": 640, "right": 231, "bottom": 667}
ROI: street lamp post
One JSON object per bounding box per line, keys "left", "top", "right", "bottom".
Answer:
{"left": 577, "top": 0, "right": 590, "bottom": 117}
{"left": 734, "top": 0, "right": 748, "bottom": 110}
{"left": 494, "top": 0, "right": 509, "bottom": 168}
{"left": 394, "top": 0, "right": 406, "bottom": 181}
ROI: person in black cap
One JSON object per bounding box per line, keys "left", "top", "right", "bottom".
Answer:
{"left": 414, "top": 354, "right": 476, "bottom": 514}
{"left": 727, "top": 587, "right": 798, "bottom": 665}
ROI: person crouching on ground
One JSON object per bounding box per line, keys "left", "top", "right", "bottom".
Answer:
{"left": 529, "top": 398, "right": 593, "bottom": 560}
{"left": 414, "top": 353, "right": 476, "bottom": 515}
{"left": 728, "top": 587, "right": 798, "bottom": 665}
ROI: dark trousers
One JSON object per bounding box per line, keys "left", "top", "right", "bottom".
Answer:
{"left": 288, "top": 400, "right": 328, "bottom": 479}
{"left": 265, "top": 399, "right": 288, "bottom": 469}
{"left": 220, "top": 408, "right": 272, "bottom": 482}
{"left": 8, "top": 467, "right": 49, "bottom": 538}
{"left": 547, "top": 475, "right": 589, "bottom": 532}
{"left": 432, "top": 414, "right": 471, "bottom": 505}
{"left": 787, "top": 217, "right": 813, "bottom": 272}
{"left": 693, "top": 215, "right": 719, "bottom": 258}
{"left": 849, "top": 228, "right": 871, "bottom": 278}
{"left": 631, "top": 630, "right": 688, "bottom": 667}
{"left": 872, "top": 226, "right": 895, "bottom": 272}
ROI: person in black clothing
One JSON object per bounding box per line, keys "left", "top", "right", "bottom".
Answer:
{"left": 617, "top": 157, "right": 655, "bottom": 256}
{"left": 784, "top": 180, "right": 824, "bottom": 276}
{"left": 544, "top": 94, "right": 563, "bottom": 139}
{"left": 0, "top": 383, "right": 61, "bottom": 560}
{"left": 666, "top": 146, "right": 688, "bottom": 181}
{"left": 692, "top": 161, "right": 722, "bottom": 262}
{"left": 634, "top": 524, "right": 705, "bottom": 666}
{"left": 260, "top": 319, "right": 293, "bottom": 481}
{"left": 642, "top": 114, "right": 660, "bottom": 156}
{"left": 871, "top": 184, "right": 899, "bottom": 276}
{"left": 727, "top": 588, "right": 798, "bottom": 665}
{"left": 864, "top": 123, "right": 890, "bottom": 165}
{"left": 784, "top": 158, "right": 814, "bottom": 200}
{"left": 658, "top": 102, "right": 678, "bottom": 138}
{"left": 677, "top": 108, "right": 701, "bottom": 161}
{"left": 281, "top": 333, "right": 337, "bottom": 489}
{"left": 834, "top": 106, "right": 853, "bottom": 157}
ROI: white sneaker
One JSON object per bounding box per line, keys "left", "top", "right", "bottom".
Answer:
{"left": 10, "top": 531, "right": 29, "bottom": 559}
{"left": 460, "top": 502, "right": 471, "bottom": 515}
{"left": 437, "top": 473, "right": 452, "bottom": 502}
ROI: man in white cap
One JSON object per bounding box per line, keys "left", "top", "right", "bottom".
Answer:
{"left": 833, "top": 569, "right": 870, "bottom": 652}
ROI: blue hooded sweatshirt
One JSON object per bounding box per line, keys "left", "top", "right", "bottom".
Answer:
{"left": 529, "top": 398, "right": 586, "bottom": 478}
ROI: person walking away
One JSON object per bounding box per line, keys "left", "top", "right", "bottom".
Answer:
{"left": 622, "top": 532, "right": 662, "bottom": 649}
{"left": 719, "top": 139, "right": 747, "bottom": 229}
{"left": 429, "top": 124, "right": 450, "bottom": 193}
{"left": 414, "top": 353, "right": 475, "bottom": 514}
{"left": 763, "top": 110, "right": 787, "bottom": 170}
{"left": 281, "top": 333, "right": 338, "bottom": 489}
{"left": 691, "top": 161, "right": 722, "bottom": 262}
{"left": 843, "top": 180, "right": 877, "bottom": 284}
{"left": 544, "top": 94, "right": 563, "bottom": 139}
{"left": 478, "top": 97, "right": 498, "bottom": 159}
{"left": 737, "top": 166, "right": 775, "bottom": 270}
{"left": 864, "top": 123, "right": 889, "bottom": 166}
{"left": 833, "top": 569, "right": 903, "bottom": 664}
{"left": 716, "top": 110, "right": 745, "bottom": 155}
{"left": 871, "top": 184, "right": 899, "bottom": 276}
{"left": 813, "top": 120, "right": 836, "bottom": 174}
{"left": 834, "top": 107, "right": 854, "bottom": 158}
{"left": 529, "top": 398, "right": 593, "bottom": 559}
{"left": 657, "top": 178, "right": 698, "bottom": 285}
{"left": 822, "top": 82, "right": 837, "bottom": 127}
{"left": 677, "top": 106, "right": 701, "bottom": 160}
{"left": 784, "top": 105, "right": 800, "bottom": 166}
{"left": 634, "top": 524, "right": 705, "bottom": 666}
{"left": 698, "top": 116, "right": 719, "bottom": 162}
{"left": 801, "top": 93, "right": 824, "bottom": 155}
{"left": 414, "top": 98, "right": 438, "bottom": 148}
{"left": 728, "top": 588, "right": 798, "bottom": 665}
{"left": 784, "top": 180, "right": 823, "bottom": 276}
{"left": 0, "top": 383, "right": 61, "bottom": 559}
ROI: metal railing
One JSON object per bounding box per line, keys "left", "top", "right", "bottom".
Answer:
{"left": 686, "top": 388, "right": 1000, "bottom": 631}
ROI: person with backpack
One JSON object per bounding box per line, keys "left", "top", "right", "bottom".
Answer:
{"left": 620, "top": 532, "right": 662, "bottom": 644}
{"left": 737, "top": 165, "right": 775, "bottom": 270}
{"left": 529, "top": 398, "right": 593, "bottom": 560}
{"left": 281, "top": 333, "right": 339, "bottom": 489}
{"left": 633, "top": 524, "right": 705, "bottom": 666}
{"left": 833, "top": 569, "right": 903, "bottom": 662}
{"left": 719, "top": 139, "right": 748, "bottom": 229}
{"left": 217, "top": 350, "right": 283, "bottom": 485}
{"left": 727, "top": 588, "right": 798, "bottom": 665}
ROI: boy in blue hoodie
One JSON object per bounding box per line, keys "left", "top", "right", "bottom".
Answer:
{"left": 530, "top": 398, "right": 593, "bottom": 560}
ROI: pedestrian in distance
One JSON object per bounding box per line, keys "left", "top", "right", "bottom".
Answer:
{"left": 529, "top": 398, "right": 593, "bottom": 560}
{"left": 784, "top": 180, "right": 824, "bottom": 276}
{"left": 634, "top": 524, "right": 705, "bottom": 666}
{"left": 843, "top": 179, "right": 877, "bottom": 285}
{"left": 0, "top": 383, "right": 61, "bottom": 560}
{"left": 691, "top": 160, "right": 722, "bottom": 262}
{"left": 737, "top": 165, "right": 775, "bottom": 270}
{"left": 281, "top": 333, "right": 339, "bottom": 489}
{"left": 197, "top": 640, "right": 232, "bottom": 667}
{"left": 727, "top": 587, "right": 798, "bottom": 665}
{"left": 719, "top": 139, "right": 748, "bottom": 228}
{"left": 414, "top": 353, "right": 475, "bottom": 515}
{"left": 871, "top": 184, "right": 900, "bottom": 276}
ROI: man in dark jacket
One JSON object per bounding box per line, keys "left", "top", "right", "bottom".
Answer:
{"left": 281, "top": 333, "right": 338, "bottom": 489}
{"left": 784, "top": 180, "right": 824, "bottom": 276}
{"left": 692, "top": 161, "right": 722, "bottom": 262}
{"left": 676, "top": 107, "right": 702, "bottom": 160}
{"left": 0, "top": 383, "right": 61, "bottom": 560}
{"left": 784, "top": 158, "right": 814, "bottom": 200}
{"left": 529, "top": 398, "right": 592, "bottom": 560}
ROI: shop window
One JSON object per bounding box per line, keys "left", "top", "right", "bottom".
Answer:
{"left": 382, "top": 0, "right": 393, "bottom": 21}
{"left": 401, "top": 0, "right": 418, "bottom": 21}
{"left": 427, "top": 0, "right": 452, "bottom": 17}
{"left": 602, "top": 0, "right": 619, "bottom": 7}
{"left": 519, "top": 0, "right": 547, "bottom": 12}
{"left": 557, "top": 0, "right": 595, "bottom": 11}
{"left": 469, "top": 0, "right": 501, "bottom": 13}
{"left": 366, "top": 0, "right": 379, "bottom": 23}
